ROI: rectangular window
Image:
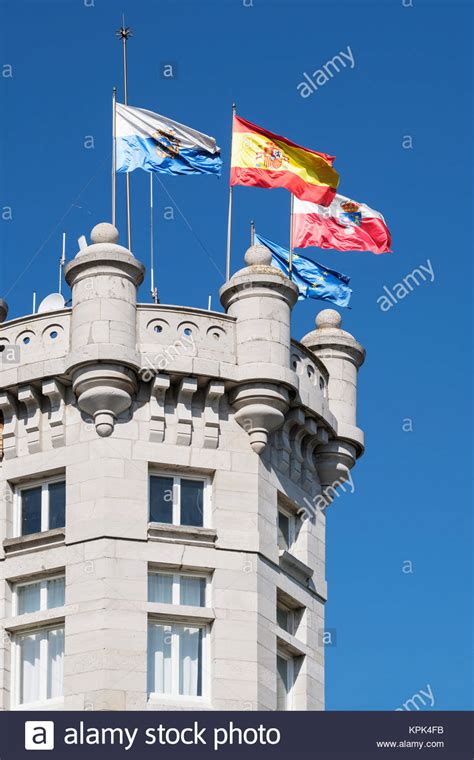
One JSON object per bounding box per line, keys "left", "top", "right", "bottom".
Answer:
{"left": 149, "top": 475, "right": 208, "bottom": 528}
{"left": 15, "top": 576, "right": 65, "bottom": 616}
{"left": 180, "top": 480, "right": 204, "bottom": 527}
{"left": 148, "top": 572, "right": 207, "bottom": 607}
{"left": 277, "top": 653, "right": 295, "bottom": 710}
{"left": 16, "top": 480, "right": 66, "bottom": 536}
{"left": 147, "top": 622, "right": 205, "bottom": 699}
{"left": 180, "top": 576, "right": 206, "bottom": 607}
{"left": 149, "top": 476, "right": 174, "bottom": 524}
{"left": 277, "top": 606, "right": 294, "bottom": 635}
{"left": 21, "top": 487, "right": 42, "bottom": 536}
{"left": 46, "top": 577, "right": 66, "bottom": 609}
{"left": 17, "top": 583, "right": 41, "bottom": 616}
{"left": 14, "top": 626, "right": 64, "bottom": 707}
{"left": 277, "top": 594, "right": 304, "bottom": 637}
{"left": 278, "top": 510, "right": 293, "bottom": 552}
{"left": 148, "top": 573, "right": 173, "bottom": 604}
{"left": 278, "top": 505, "right": 299, "bottom": 553}
{"left": 48, "top": 482, "right": 66, "bottom": 530}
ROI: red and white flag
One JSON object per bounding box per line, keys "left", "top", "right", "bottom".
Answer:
{"left": 293, "top": 193, "right": 392, "bottom": 254}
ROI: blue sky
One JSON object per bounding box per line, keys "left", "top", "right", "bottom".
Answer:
{"left": 0, "top": 0, "right": 472, "bottom": 710}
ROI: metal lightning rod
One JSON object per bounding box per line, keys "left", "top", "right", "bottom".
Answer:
{"left": 289, "top": 193, "right": 295, "bottom": 278}
{"left": 116, "top": 20, "right": 133, "bottom": 251}
{"left": 112, "top": 86, "right": 117, "bottom": 227}
{"left": 225, "top": 102, "right": 236, "bottom": 281}
{"left": 59, "top": 233, "right": 66, "bottom": 295}
{"left": 150, "top": 174, "right": 158, "bottom": 304}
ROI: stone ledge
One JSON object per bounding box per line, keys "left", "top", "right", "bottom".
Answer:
{"left": 146, "top": 697, "right": 212, "bottom": 711}
{"left": 3, "top": 528, "right": 66, "bottom": 556}
{"left": 278, "top": 549, "right": 314, "bottom": 584}
{"left": 276, "top": 628, "right": 311, "bottom": 658}
{"left": 4, "top": 611, "right": 66, "bottom": 633}
{"left": 137, "top": 303, "right": 236, "bottom": 322}
{"left": 11, "top": 697, "right": 65, "bottom": 712}
{"left": 309, "top": 575, "right": 328, "bottom": 602}
{"left": 148, "top": 603, "right": 214, "bottom": 624}
{"left": 148, "top": 522, "right": 217, "bottom": 548}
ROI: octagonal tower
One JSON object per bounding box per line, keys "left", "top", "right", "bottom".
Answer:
{"left": 0, "top": 223, "right": 364, "bottom": 711}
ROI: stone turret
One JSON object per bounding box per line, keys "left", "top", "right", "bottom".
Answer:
{"left": 219, "top": 244, "right": 299, "bottom": 453}
{"left": 301, "top": 309, "right": 365, "bottom": 488}
{"left": 64, "top": 222, "right": 144, "bottom": 437}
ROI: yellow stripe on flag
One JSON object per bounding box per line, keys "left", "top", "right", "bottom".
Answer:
{"left": 231, "top": 131, "right": 339, "bottom": 189}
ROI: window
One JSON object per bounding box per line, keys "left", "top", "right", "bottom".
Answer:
{"left": 16, "top": 480, "right": 65, "bottom": 536}
{"left": 276, "top": 595, "right": 303, "bottom": 637}
{"left": 149, "top": 475, "right": 207, "bottom": 528}
{"left": 148, "top": 572, "right": 207, "bottom": 607}
{"left": 277, "top": 652, "right": 296, "bottom": 710}
{"left": 14, "top": 576, "right": 65, "bottom": 616}
{"left": 13, "top": 626, "right": 64, "bottom": 707}
{"left": 277, "top": 605, "right": 296, "bottom": 636}
{"left": 278, "top": 507, "right": 297, "bottom": 552}
{"left": 147, "top": 621, "right": 205, "bottom": 699}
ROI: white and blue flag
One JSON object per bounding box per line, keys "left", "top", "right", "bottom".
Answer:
{"left": 255, "top": 233, "right": 352, "bottom": 308}
{"left": 115, "top": 103, "right": 222, "bottom": 176}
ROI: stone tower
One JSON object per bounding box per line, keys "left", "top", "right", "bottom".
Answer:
{"left": 0, "top": 223, "right": 365, "bottom": 711}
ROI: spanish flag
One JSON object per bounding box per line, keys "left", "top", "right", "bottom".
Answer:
{"left": 230, "top": 115, "right": 339, "bottom": 206}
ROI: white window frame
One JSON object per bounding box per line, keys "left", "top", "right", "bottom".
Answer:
{"left": 12, "top": 574, "right": 65, "bottom": 617}
{"left": 11, "top": 623, "right": 65, "bottom": 710}
{"left": 148, "top": 472, "right": 211, "bottom": 528}
{"left": 278, "top": 505, "right": 297, "bottom": 552}
{"left": 13, "top": 476, "right": 66, "bottom": 537}
{"left": 148, "top": 570, "right": 209, "bottom": 607}
{"left": 147, "top": 619, "right": 209, "bottom": 702}
{"left": 277, "top": 650, "right": 296, "bottom": 710}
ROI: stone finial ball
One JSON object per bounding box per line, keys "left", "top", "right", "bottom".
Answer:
{"left": 316, "top": 309, "right": 342, "bottom": 329}
{"left": 90, "top": 223, "right": 119, "bottom": 245}
{"left": 244, "top": 244, "right": 272, "bottom": 267}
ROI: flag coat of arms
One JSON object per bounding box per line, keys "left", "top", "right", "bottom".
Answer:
{"left": 255, "top": 233, "right": 352, "bottom": 308}
{"left": 293, "top": 194, "right": 392, "bottom": 253}
{"left": 231, "top": 116, "right": 339, "bottom": 206}
{"left": 115, "top": 103, "right": 222, "bottom": 176}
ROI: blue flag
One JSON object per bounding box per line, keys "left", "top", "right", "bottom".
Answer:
{"left": 255, "top": 233, "right": 352, "bottom": 308}
{"left": 115, "top": 103, "right": 222, "bottom": 176}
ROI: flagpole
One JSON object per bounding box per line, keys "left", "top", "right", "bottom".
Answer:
{"left": 250, "top": 220, "right": 255, "bottom": 246}
{"left": 117, "top": 21, "right": 132, "bottom": 250}
{"left": 225, "top": 102, "right": 236, "bottom": 281}
{"left": 112, "top": 86, "right": 117, "bottom": 226}
{"left": 59, "top": 233, "right": 66, "bottom": 295}
{"left": 289, "top": 193, "right": 295, "bottom": 278}
{"left": 150, "top": 173, "right": 158, "bottom": 304}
